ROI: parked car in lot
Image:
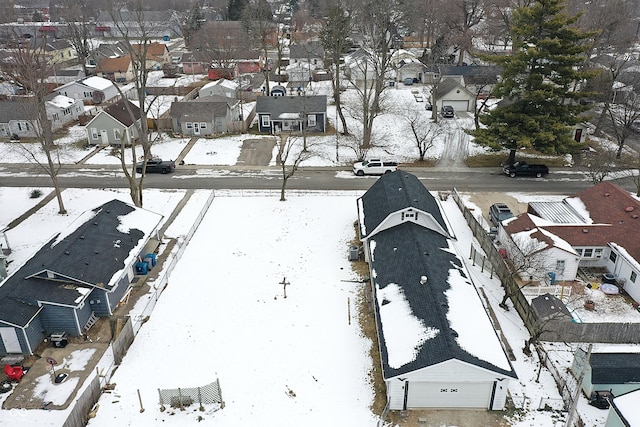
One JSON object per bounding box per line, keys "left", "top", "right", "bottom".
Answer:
{"left": 136, "top": 158, "right": 176, "bottom": 174}
{"left": 441, "top": 105, "right": 454, "bottom": 118}
{"left": 502, "top": 161, "right": 548, "bottom": 178}
{"left": 352, "top": 159, "right": 398, "bottom": 176}
{"left": 489, "top": 203, "right": 514, "bottom": 226}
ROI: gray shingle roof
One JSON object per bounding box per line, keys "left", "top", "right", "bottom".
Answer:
{"left": 0, "top": 98, "right": 38, "bottom": 121}
{"left": 358, "top": 171, "right": 447, "bottom": 239}
{"left": 170, "top": 96, "right": 236, "bottom": 121}
{"left": 371, "top": 221, "right": 516, "bottom": 379}
{"left": 256, "top": 95, "right": 327, "bottom": 116}
{"left": 0, "top": 199, "right": 161, "bottom": 326}
{"left": 104, "top": 98, "right": 141, "bottom": 126}
{"left": 590, "top": 353, "right": 640, "bottom": 384}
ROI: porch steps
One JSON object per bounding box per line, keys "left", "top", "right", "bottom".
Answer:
{"left": 84, "top": 312, "right": 99, "bottom": 332}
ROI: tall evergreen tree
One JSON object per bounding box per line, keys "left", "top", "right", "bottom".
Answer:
{"left": 471, "top": 0, "right": 597, "bottom": 155}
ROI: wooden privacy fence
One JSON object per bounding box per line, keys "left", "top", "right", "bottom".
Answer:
{"left": 451, "top": 188, "right": 640, "bottom": 344}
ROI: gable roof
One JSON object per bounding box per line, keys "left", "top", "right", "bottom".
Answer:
{"left": 131, "top": 42, "right": 168, "bottom": 61}
{"left": 289, "top": 42, "right": 324, "bottom": 60}
{"left": 434, "top": 77, "right": 473, "bottom": 99}
{"left": 590, "top": 353, "right": 640, "bottom": 384}
{"left": 357, "top": 171, "right": 449, "bottom": 239}
{"left": 97, "top": 55, "right": 132, "bottom": 74}
{"left": 0, "top": 98, "right": 38, "bottom": 121}
{"left": 610, "top": 389, "right": 640, "bottom": 426}
{"left": 531, "top": 293, "right": 572, "bottom": 319}
{"left": 0, "top": 199, "right": 163, "bottom": 326}
{"left": 439, "top": 65, "right": 500, "bottom": 85}
{"left": 369, "top": 212, "right": 515, "bottom": 380}
{"left": 506, "top": 183, "right": 640, "bottom": 261}
{"left": 102, "top": 98, "right": 141, "bottom": 126}
{"left": 256, "top": 95, "right": 327, "bottom": 116}
{"left": 170, "top": 96, "right": 237, "bottom": 121}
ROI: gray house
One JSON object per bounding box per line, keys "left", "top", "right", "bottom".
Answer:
{"left": 255, "top": 95, "right": 326, "bottom": 134}
{"left": 0, "top": 199, "right": 163, "bottom": 355}
{"left": 357, "top": 171, "right": 516, "bottom": 410}
{"left": 170, "top": 96, "right": 242, "bottom": 135}
{"left": 0, "top": 95, "right": 84, "bottom": 139}
{"left": 85, "top": 99, "right": 141, "bottom": 145}
{"left": 572, "top": 348, "right": 640, "bottom": 397}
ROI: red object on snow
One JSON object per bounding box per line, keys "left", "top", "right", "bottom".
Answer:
{"left": 499, "top": 248, "right": 507, "bottom": 258}
{"left": 4, "top": 364, "right": 25, "bottom": 382}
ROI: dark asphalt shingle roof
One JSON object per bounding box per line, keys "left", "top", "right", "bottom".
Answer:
{"left": 170, "top": 96, "right": 237, "bottom": 121}
{"left": 371, "top": 222, "right": 516, "bottom": 379}
{"left": 358, "top": 171, "right": 447, "bottom": 239}
{"left": 104, "top": 98, "right": 141, "bottom": 126}
{"left": 256, "top": 95, "right": 327, "bottom": 117}
{"left": 0, "top": 98, "right": 38, "bottom": 121}
{"left": 0, "top": 199, "right": 161, "bottom": 326}
{"left": 590, "top": 353, "right": 640, "bottom": 384}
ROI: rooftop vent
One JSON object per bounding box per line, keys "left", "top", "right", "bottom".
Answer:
{"left": 625, "top": 206, "right": 634, "bottom": 212}
{"left": 604, "top": 193, "right": 610, "bottom": 197}
{"left": 420, "top": 275, "right": 428, "bottom": 285}
{"left": 582, "top": 229, "right": 588, "bottom": 233}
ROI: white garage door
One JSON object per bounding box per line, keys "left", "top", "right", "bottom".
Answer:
{"left": 442, "top": 100, "right": 469, "bottom": 111}
{"left": 406, "top": 382, "right": 492, "bottom": 408}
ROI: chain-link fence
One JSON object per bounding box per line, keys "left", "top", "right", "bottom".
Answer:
{"left": 158, "top": 379, "right": 224, "bottom": 412}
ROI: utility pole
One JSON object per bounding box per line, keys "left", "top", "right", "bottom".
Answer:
{"left": 565, "top": 343, "right": 592, "bottom": 427}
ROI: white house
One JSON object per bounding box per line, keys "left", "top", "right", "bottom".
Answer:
{"left": 55, "top": 76, "right": 119, "bottom": 105}
{"left": 46, "top": 94, "right": 84, "bottom": 129}
{"left": 198, "top": 79, "right": 238, "bottom": 99}
{"left": 358, "top": 171, "right": 516, "bottom": 411}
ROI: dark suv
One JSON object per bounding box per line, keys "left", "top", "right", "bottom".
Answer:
{"left": 441, "top": 105, "right": 454, "bottom": 118}
{"left": 489, "top": 203, "right": 514, "bottom": 226}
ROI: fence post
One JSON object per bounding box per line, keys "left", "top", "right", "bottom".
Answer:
{"left": 159, "top": 388, "right": 165, "bottom": 412}
{"left": 198, "top": 386, "right": 204, "bottom": 411}
{"left": 178, "top": 388, "right": 184, "bottom": 411}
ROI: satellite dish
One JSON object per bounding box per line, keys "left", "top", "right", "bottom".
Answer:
{"left": 92, "top": 90, "right": 105, "bottom": 104}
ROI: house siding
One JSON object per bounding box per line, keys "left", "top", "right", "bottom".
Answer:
{"left": 38, "top": 303, "right": 82, "bottom": 336}
{"left": 88, "top": 288, "right": 111, "bottom": 317}
{"left": 108, "top": 275, "right": 132, "bottom": 312}
{"left": 608, "top": 247, "right": 640, "bottom": 303}
{"left": 386, "top": 361, "right": 511, "bottom": 410}
{"left": 85, "top": 113, "right": 138, "bottom": 146}
{"left": 22, "top": 316, "right": 45, "bottom": 355}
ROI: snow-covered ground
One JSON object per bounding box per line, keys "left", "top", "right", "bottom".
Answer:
{"left": 1, "top": 185, "right": 632, "bottom": 427}
{"left": 0, "top": 82, "right": 637, "bottom": 426}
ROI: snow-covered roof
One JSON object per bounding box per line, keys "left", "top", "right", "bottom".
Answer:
{"left": 47, "top": 94, "right": 77, "bottom": 109}
{"left": 363, "top": 172, "right": 515, "bottom": 379}
{"left": 82, "top": 76, "right": 115, "bottom": 91}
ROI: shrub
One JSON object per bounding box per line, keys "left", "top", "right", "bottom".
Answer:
{"left": 29, "top": 189, "right": 43, "bottom": 198}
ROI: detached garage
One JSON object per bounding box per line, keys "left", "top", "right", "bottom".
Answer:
{"left": 357, "top": 172, "right": 516, "bottom": 411}
{"left": 435, "top": 77, "right": 475, "bottom": 112}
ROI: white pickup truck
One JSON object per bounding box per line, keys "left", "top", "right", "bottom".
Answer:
{"left": 352, "top": 159, "right": 398, "bottom": 176}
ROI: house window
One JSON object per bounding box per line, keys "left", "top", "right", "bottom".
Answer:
{"left": 200, "top": 122, "right": 207, "bottom": 129}
{"left": 595, "top": 248, "right": 603, "bottom": 259}
{"left": 52, "top": 113, "right": 59, "bottom": 121}
{"left": 308, "top": 114, "right": 316, "bottom": 127}
{"left": 261, "top": 115, "right": 270, "bottom": 128}
{"left": 583, "top": 248, "right": 593, "bottom": 258}
{"left": 84, "top": 91, "right": 92, "bottom": 97}
{"left": 114, "top": 129, "right": 121, "bottom": 140}
{"left": 556, "top": 260, "right": 565, "bottom": 273}
{"left": 186, "top": 122, "right": 192, "bottom": 129}
{"left": 17, "top": 122, "right": 21, "bottom": 131}
{"left": 609, "top": 251, "right": 617, "bottom": 263}
{"left": 91, "top": 128, "right": 98, "bottom": 139}
{"left": 631, "top": 271, "right": 637, "bottom": 283}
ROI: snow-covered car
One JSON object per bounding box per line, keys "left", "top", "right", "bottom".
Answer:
{"left": 352, "top": 159, "right": 398, "bottom": 176}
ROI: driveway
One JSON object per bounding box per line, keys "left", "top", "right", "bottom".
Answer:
{"left": 235, "top": 137, "right": 277, "bottom": 166}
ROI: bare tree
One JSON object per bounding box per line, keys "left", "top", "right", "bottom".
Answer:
{"left": 276, "top": 134, "right": 316, "bottom": 201}
{"left": 607, "top": 93, "right": 640, "bottom": 159}
{"left": 404, "top": 106, "right": 445, "bottom": 161}
{"left": 498, "top": 234, "right": 551, "bottom": 310}
{"left": 445, "top": 0, "right": 485, "bottom": 65}
{"left": 349, "top": 0, "right": 395, "bottom": 148}
{"left": 584, "top": 148, "right": 619, "bottom": 184}
{"left": 243, "top": 0, "right": 276, "bottom": 95}
{"left": 622, "top": 154, "right": 640, "bottom": 197}
{"left": 62, "top": 0, "right": 94, "bottom": 76}
{"left": 1, "top": 36, "right": 67, "bottom": 214}
{"left": 319, "top": 4, "right": 351, "bottom": 135}
{"left": 107, "top": 2, "right": 171, "bottom": 207}
{"left": 190, "top": 21, "right": 251, "bottom": 71}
